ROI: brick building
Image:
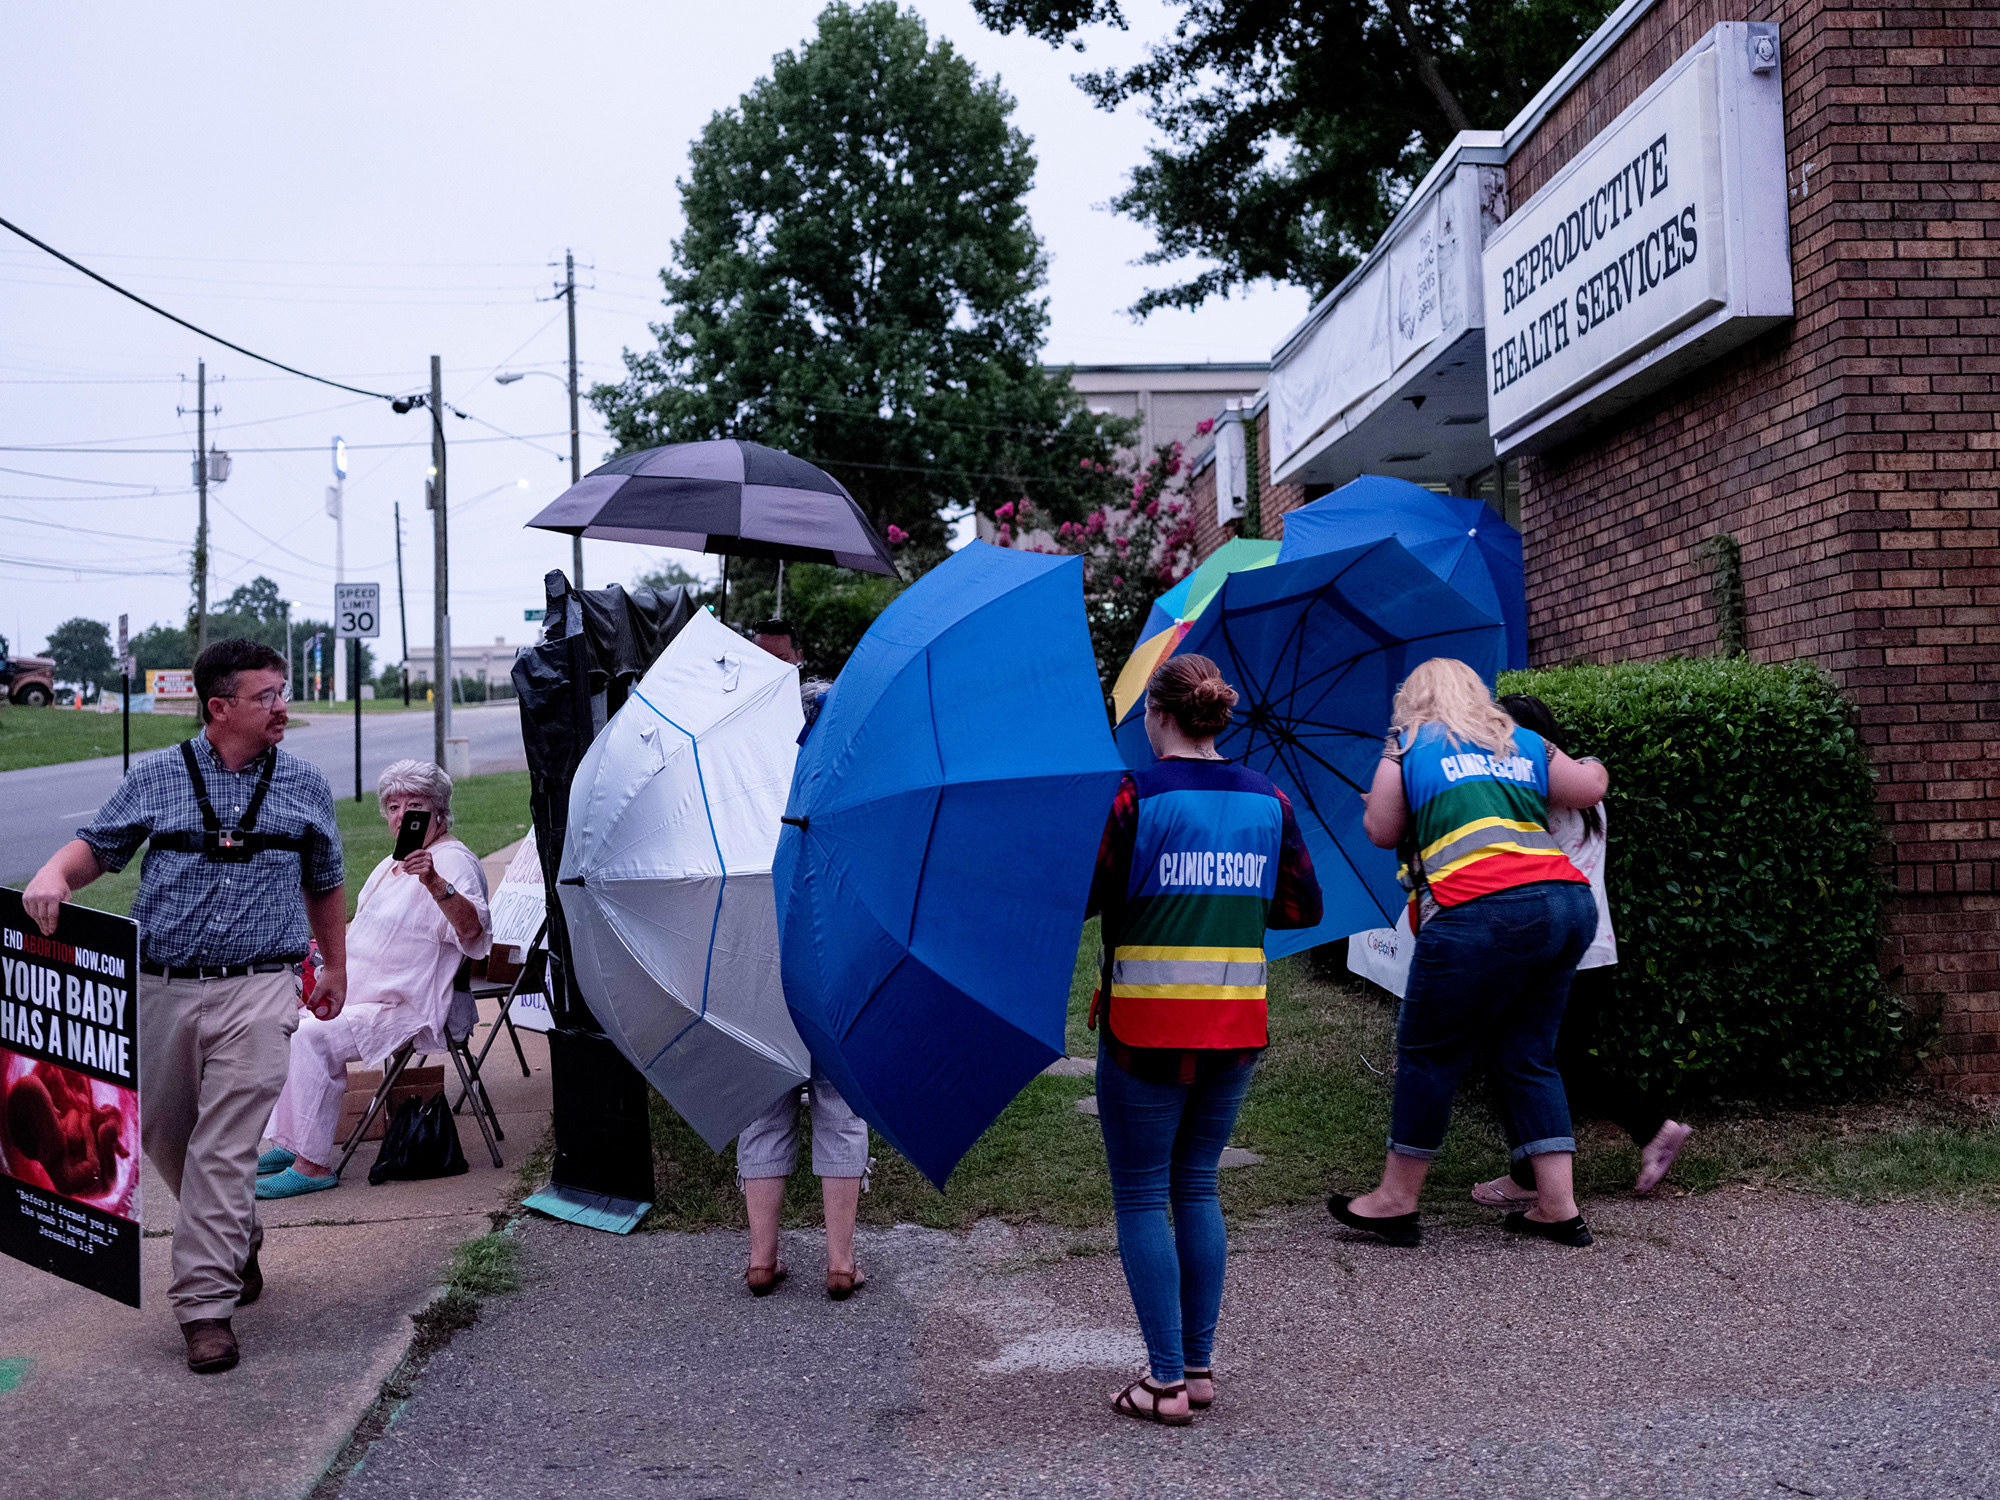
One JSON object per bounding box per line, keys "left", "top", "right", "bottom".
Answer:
{"left": 1183, "top": 0, "right": 2000, "bottom": 1086}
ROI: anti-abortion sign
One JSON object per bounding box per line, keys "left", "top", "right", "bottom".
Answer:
{"left": 0, "top": 890, "right": 143, "bottom": 1308}
{"left": 489, "top": 833, "right": 553, "bottom": 1034}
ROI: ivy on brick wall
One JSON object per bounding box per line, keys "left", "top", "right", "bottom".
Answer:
{"left": 1499, "top": 657, "right": 1900, "bottom": 1101}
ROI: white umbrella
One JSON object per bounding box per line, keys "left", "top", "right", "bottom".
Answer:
{"left": 558, "top": 608, "right": 809, "bottom": 1150}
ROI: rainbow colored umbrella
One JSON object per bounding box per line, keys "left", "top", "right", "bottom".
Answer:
{"left": 1112, "top": 538, "right": 1280, "bottom": 720}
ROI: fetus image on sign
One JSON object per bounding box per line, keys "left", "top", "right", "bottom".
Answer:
{"left": 0, "top": 1056, "right": 139, "bottom": 1211}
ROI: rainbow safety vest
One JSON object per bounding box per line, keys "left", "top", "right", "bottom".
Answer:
{"left": 1108, "top": 760, "right": 1287, "bottom": 1050}
{"left": 1398, "top": 723, "right": 1588, "bottom": 906}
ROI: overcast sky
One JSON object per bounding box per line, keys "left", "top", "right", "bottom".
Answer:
{"left": 0, "top": 1, "right": 1308, "bottom": 665}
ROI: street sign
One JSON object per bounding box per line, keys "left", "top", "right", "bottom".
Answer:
{"left": 334, "top": 582, "right": 381, "bottom": 640}
{"left": 524, "top": 608, "right": 544, "bottom": 622}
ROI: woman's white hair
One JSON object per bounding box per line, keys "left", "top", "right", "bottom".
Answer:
{"left": 375, "top": 758, "right": 454, "bottom": 828}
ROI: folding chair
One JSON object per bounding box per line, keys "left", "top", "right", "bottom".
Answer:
{"left": 335, "top": 967, "right": 505, "bottom": 1177}
{"left": 467, "top": 918, "right": 545, "bottom": 1086}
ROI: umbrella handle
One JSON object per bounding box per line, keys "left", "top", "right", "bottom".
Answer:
{"left": 781, "top": 816, "right": 809, "bottom": 829}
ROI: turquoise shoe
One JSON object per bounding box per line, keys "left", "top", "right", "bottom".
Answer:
{"left": 256, "top": 1148, "right": 296, "bottom": 1177}
{"left": 256, "top": 1167, "right": 338, "bottom": 1200}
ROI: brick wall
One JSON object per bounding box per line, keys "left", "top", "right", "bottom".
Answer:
{"left": 1514, "top": 0, "right": 2000, "bottom": 1084}
{"left": 1183, "top": 406, "right": 1311, "bottom": 562}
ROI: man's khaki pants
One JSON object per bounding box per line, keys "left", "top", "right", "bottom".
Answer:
{"left": 138, "top": 969, "right": 298, "bottom": 1323}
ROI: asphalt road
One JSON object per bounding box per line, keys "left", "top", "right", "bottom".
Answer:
{"left": 0, "top": 702, "right": 528, "bottom": 884}
{"left": 340, "top": 1192, "right": 2000, "bottom": 1499}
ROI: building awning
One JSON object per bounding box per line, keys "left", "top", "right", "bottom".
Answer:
{"left": 1268, "top": 138, "right": 1507, "bottom": 492}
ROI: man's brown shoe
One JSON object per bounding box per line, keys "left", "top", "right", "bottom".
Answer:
{"left": 182, "top": 1318, "right": 239, "bottom": 1374}
{"left": 237, "top": 1250, "right": 262, "bottom": 1307}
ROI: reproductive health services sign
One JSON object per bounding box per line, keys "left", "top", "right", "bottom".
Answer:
{"left": 1481, "top": 23, "right": 1794, "bottom": 457}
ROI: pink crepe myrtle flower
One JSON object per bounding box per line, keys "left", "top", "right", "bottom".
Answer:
{"left": 996, "top": 523, "right": 1013, "bottom": 546}
{"left": 1194, "top": 418, "right": 1215, "bottom": 436}
{"left": 1017, "top": 497, "right": 1034, "bottom": 515}
{"left": 1085, "top": 511, "right": 1106, "bottom": 535}
{"left": 995, "top": 501, "right": 1015, "bottom": 522}
{"left": 885, "top": 523, "right": 909, "bottom": 545}
{"left": 1145, "top": 501, "right": 1159, "bottom": 519}
{"left": 1112, "top": 576, "right": 1124, "bottom": 589}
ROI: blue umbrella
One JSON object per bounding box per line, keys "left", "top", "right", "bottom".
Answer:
{"left": 1279, "top": 476, "right": 1527, "bottom": 669}
{"left": 775, "top": 542, "right": 1127, "bottom": 1186}
{"left": 1114, "top": 539, "right": 1506, "bottom": 956}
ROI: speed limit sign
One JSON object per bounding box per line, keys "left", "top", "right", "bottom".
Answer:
{"left": 334, "top": 582, "right": 382, "bottom": 640}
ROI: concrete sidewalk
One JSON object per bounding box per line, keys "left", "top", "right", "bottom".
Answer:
{"left": 0, "top": 990, "right": 550, "bottom": 1500}
{"left": 338, "top": 1190, "right": 2000, "bottom": 1499}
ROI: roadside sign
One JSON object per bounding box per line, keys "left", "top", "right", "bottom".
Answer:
{"left": 334, "top": 583, "right": 381, "bottom": 640}
{"left": 524, "top": 608, "right": 544, "bottom": 622}
{"left": 146, "top": 669, "right": 193, "bottom": 699}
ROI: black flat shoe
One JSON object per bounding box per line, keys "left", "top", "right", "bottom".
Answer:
{"left": 1504, "top": 1210, "right": 1594, "bottom": 1247}
{"left": 1326, "top": 1193, "right": 1421, "bottom": 1247}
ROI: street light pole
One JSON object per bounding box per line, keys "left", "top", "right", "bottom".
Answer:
{"left": 429, "top": 355, "right": 450, "bottom": 769}
{"left": 565, "top": 249, "right": 584, "bottom": 591}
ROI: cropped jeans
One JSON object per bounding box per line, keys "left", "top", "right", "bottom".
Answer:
{"left": 1096, "top": 1049, "right": 1258, "bottom": 1386}
{"left": 1388, "top": 881, "right": 1598, "bottom": 1164}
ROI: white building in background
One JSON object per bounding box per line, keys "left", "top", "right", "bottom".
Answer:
{"left": 1062, "top": 363, "right": 1270, "bottom": 462}
{"left": 404, "top": 637, "right": 531, "bottom": 692}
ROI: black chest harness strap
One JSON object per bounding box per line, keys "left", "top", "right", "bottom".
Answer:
{"left": 149, "top": 742, "right": 308, "bottom": 862}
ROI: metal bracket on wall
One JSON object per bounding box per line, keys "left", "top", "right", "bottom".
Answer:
{"left": 1747, "top": 22, "right": 1780, "bottom": 74}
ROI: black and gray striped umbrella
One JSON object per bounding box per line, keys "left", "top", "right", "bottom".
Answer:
{"left": 526, "top": 439, "right": 897, "bottom": 576}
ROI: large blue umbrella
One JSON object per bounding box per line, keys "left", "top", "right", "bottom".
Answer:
{"left": 1114, "top": 538, "right": 1506, "bottom": 956}
{"left": 775, "top": 542, "right": 1126, "bottom": 1186}
{"left": 1279, "top": 476, "right": 1527, "bottom": 669}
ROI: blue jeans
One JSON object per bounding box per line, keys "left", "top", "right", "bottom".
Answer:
{"left": 1388, "top": 881, "right": 1598, "bottom": 1163}
{"left": 1096, "top": 1050, "right": 1258, "bottom": 1385}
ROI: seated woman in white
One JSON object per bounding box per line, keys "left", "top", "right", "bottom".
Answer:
{"left": 257, "top": 759, "right": 492, "bottom": 1197}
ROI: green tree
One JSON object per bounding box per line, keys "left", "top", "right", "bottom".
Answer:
{"left": 129, "top": 623, "right": 191, "bottom": 677}
{"left": 1028, "top": 440, "right": 1197, "bottom": 700}
{"left": 975, "top": 0, "right": 1617, "bottom": 312}
{"left": 44, "top": 617, "right": 115, "bottom": 690}
{"left": 593, "top": 1, "right": 1134, "bottom": 553}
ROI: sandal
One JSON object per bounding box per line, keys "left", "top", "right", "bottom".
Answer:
{"left": 1183, "top": 1367, "right": 1215, "bottom": 1411}
{"left": 1112, "top": 1378, "right": 1192, "bottom": 1427}
{"left": 826, "top": 1266, "right": 868, "bottom": 1301}
{"left": 1471, "top": 1175, "right": 1541, "bottom": 1210}
{"left": 1635, "top": 1121, "right": 1693, "bottom": 1195}
{"left": 745, "top": 1262, "right": 789, "bottom": 1297}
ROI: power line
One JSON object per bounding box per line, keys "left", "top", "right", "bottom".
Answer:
{"left": 0, "top": 213, "right": 401, "bottom": 401}
{"left": 0, "top": 430, "right": 596, "bottom": 455}
{"left": 0, "top": 463, "right": 173, "bottom": 488}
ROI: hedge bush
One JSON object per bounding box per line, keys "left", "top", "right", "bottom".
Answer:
{"left": 1498, "top": 657, "right": 1899, "bottom": 1101}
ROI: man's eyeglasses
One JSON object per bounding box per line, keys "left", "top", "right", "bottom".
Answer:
{"left": 227, "top": 686, "right": 291, "bottom": 710}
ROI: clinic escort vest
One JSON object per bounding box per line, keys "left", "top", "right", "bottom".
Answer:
{"left": 1108, "top": 760, "right": 1287, "bottom": 1049}
{"left": 1398, "top": 723, "right": 1587, "bottom": 907}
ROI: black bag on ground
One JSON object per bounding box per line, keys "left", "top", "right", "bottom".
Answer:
{"left": 368, "top": 1091, "right": 470, "bottom": 1185}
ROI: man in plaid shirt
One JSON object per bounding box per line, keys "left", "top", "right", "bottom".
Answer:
{"left": 23, "top": 639, "right": 347, "bottom": 1374}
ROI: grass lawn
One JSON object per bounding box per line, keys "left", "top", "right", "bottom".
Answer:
{"left": 641, "top": 921, "right": 2000, "bottom": 1234}
{"left": 0, "top": 705, "right": 197, "bottom": 772}
{"left": 71, "top": 769, "right": 532, "bottom": 921}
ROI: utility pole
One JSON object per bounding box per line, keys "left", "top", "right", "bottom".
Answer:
{"left": 563, "top": 249, "right": 584, "bottom": 590}
{"left": 194, "top": 361, "right": 209, "bottom": 655}
{"left": 327, "top": 448, "right": 345, "bottom": 701}
{"left": 430, "top": 355, "right": 450, "bottom": 768}
{"left": 394, "top": 501, "right": 411, "bottom": 705}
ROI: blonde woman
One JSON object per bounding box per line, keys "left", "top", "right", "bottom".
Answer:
{"left": 1329, "top": 659, "right": 1608, "bottom": 1248}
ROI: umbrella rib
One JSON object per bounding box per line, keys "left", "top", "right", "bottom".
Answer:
{"left": 1260, "top": 732, "right": 1394, "bottom": 928}
{"left": 632, "top": 688, "right": 729, "bottom": 1067}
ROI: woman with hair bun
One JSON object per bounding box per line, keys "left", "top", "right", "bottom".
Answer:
{"left": 1329, "top": 658, "right": 1607, "bottom": 1249}
{"left": 1086, "top": 654, "right": 1323, "bottom": 1426}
